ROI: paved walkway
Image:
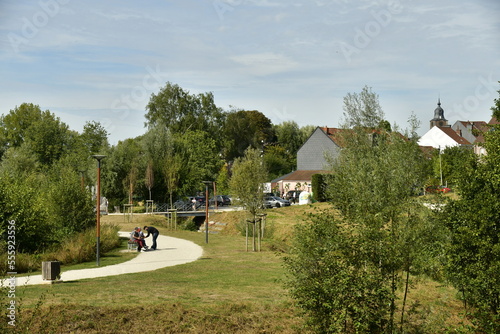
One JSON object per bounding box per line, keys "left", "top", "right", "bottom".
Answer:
{"left": 6, "top": 232, "right": 203, "bottom": 286}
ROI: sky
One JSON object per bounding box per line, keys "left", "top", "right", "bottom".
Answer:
{"left": 1, "top": 0, "right": 499, "bottom": 145}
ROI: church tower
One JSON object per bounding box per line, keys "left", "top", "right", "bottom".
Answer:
{"left": 430, "top": 98, "right": 448, "bottom": 129}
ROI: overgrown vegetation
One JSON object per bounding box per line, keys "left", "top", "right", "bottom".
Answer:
{"left": 0, "top": 225, "right": 121, "bottom": 273}
{"left": 0, "top": 212, "right": 472, "bottom": 333}
{"left": 1, "top": 83, "right": 500, "bottom": 332}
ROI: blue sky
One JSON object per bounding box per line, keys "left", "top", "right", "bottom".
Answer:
{"left": 1, "top": 0, "right": 499, "bottom": 144}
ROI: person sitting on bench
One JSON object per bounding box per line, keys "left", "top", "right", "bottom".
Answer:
{"left": 130, "top": 227, "right": 148, "bottom": 252}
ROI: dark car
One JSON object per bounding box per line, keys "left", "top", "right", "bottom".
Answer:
{"left": 209, "top": 195, "right": 231, "bottom": 207}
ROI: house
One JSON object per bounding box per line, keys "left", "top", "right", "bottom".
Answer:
{"left": 418, "top": 99, "right": 496, "bottom": 155}
{"left": 451, "top": 120, "right": 489, "bottom": 155}
{"left": 272, "top": 126, "right": 341, "bottom": 196}
{"left": 418, "top": 124, "right": 471, "bottom": 149}
{"left": 418, "top": 100, "right": 473, "bottom": 150}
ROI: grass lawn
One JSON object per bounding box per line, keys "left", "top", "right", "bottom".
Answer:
{"left": 2, "top": 203, "right": 469, "bottom": 333}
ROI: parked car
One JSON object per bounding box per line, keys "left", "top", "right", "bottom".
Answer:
{"left": 209, "top": 195, "right": 231, "bottom": 207}
{"left": 425, "top": 185, "right": 451, "bottom": 194}
{"left": 220, "top": 195, "right": 231, "bottom": 206}
{"left": 263, "top": 198, "right": 273, "bottom": 209}
{"left": 264, "top": 196, "right": 291, "bottom": 208}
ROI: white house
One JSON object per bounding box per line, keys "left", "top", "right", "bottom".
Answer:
{"left": 418, "top": 125, "right": 471, "bottom": 149}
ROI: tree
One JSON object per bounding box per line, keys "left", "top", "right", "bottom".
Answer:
{"left": 215, "top": 164, "right": 231, "bottom": 195}
{"left": 269, "top": 121, "right": 314, "bottom": 176}
{"left": 341, "top": 85, "right": 385, "bottom": 129}
{"left": 0, "top": 173, "right": 51, "bottom": 252}
{"left": 145, "top": 82, "right": 225, "bottom": 146}
{"left": 25, "top": 110, "right": 70, "bottom": 166}
{"left": 145, "top": 160, "right": 154, "bottom": 201}
{"left": 262, "top": 145, "right": 293, "bottom": 181}
{"left": 223, "top": 109, "right": 273, "bottom": 161}
{"left": 284, "top": 88, "right": 435, "bottom": 333}
{"left": 164, "top": 153, "right": 181, "bottom": 208}
{"left": 81, "top": 121, "right": 109, "bottom": 155}
{"left": 434, "top": 145, "right": 476, "bottom": 188}
{"left": 0, "top": 103, "right": 72, "bottom": 166}
{"left": 284, "top": 212, "right": 392, "bottom": 333}
{"left": 274, "top": 121, "right": 302, "bottom": 156}
{"left": 45, "top": 164, "right": 95, "bottom": 237}
{"left": 173, "top": 130, "right": 223, "bottom": 196}
{"left": 102, "top": 137, "right": 145, "bottom": 204}
{"left": 229, "top": 148, "right": 268, "bottom": 219}
{"left": 0, "top": 103, "right": 44, "bottom": 157}
{"left": 443, "top": 83, "right": 500, "bottom": 331}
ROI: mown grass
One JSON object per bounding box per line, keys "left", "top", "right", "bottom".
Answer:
{"left": 1, "top": 203, "right": 470, "bottom": 333}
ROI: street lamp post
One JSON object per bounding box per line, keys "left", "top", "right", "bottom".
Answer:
{"left": 202, "top": 181, "right": 212, "bottom": 244}
{"left": 92, "top": 155, "right": 106, "bottom": 266}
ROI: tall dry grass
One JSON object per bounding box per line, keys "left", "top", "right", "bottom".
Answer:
{"left": 0, "top": 225, "right": 121, "bottom": 273}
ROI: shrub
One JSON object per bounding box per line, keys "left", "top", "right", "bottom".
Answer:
{"left": 44, "top": 225, "right": 120, "bottom": 265}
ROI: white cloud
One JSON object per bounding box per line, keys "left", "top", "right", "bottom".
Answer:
{"left": 229, "top": 52, "right": 298, "bottom": 76}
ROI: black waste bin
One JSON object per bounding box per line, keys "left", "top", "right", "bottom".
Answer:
{"left": 42, "top": 261, "right": 61, "bottom": 280}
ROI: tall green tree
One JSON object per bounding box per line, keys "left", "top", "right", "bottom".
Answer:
{"left": 341, "top": 85, "right": 385, "bottom": 129}
{"left": 0, "top": 173, "right": 51, "bottom": 252}
{"left": 145, "top": 82, "right": 225, "bottom": 146}
{"left": 173, "top": 130, "right": 222, "bottom": 196}
{"left": 443, "top": 84, "right": 500, "bottom": 331}
{"left": 0, "top": 103, "right": 44, "bottom": 157}
{"left": 433, "top": 145, "right": 476, "bottom": 188}
{"left": 81, "top": 121, "right": 109, "bottom": 155}
{"left": 270, "top": 121, "right": 314, "bottom": 173}
{"left": 0, "top": 103, "right": 72, "bottom": 166}
{"left": 102, "top": 137, "right": 145, "bottom": 204}
{"left": 284, "top": 87, "right": 434, "bottom": 333}
{"left": 223, "top": 109, "right": 273, "bottom": 161}
{"left": 262, "top": 145, "right": 293, "bottom": 180}
{"left": 229, "top": 148, "right": 268, "bottom": 219}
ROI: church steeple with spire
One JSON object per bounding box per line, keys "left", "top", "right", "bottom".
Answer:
{"left": 430, "top": 98, "right": 448, "bottom": 129}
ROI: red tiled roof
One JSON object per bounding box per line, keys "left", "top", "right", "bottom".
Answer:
{"left": 458, "top": 121, "right": 489, "bottom": 144}
{"left": 438, "top": 126, "right": 471, "bottom": 145}
{"left": 318, "top": 127, "right": 407, "bottom": 147}
{"left": 319, "top": 127, "right": 348, "bottom": 147}
{"left": 279, "top": 170, "right": 330, "bottom": 182}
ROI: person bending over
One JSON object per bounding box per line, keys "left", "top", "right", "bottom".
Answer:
{"left": 143, "top": 225, "right": 159, "bottom": 250}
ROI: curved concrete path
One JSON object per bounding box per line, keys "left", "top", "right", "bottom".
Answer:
{"left": 6, "top": 232, "right": 203, "bottom": 286}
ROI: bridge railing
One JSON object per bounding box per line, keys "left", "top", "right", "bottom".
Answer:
{"left": 153, "top": 202, "right": 205, "bottom": 212}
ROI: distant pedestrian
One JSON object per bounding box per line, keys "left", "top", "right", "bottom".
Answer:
{"left": 143, "top": 225, "right": 159, "bottom": 250}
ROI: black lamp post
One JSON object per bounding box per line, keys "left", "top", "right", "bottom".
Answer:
{"left": 92, "top": 155, "right": 106, "bottom": 266}
{"left": 202, "top": 181, "right": 212, "bottom": 244}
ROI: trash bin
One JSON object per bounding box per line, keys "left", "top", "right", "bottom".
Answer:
{"left": 42, "top": 261, "right": 61, "bottom": 280}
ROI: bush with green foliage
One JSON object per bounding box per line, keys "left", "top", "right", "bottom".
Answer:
{"left": 443, "top": 87, "right": 500, "bottom": 332}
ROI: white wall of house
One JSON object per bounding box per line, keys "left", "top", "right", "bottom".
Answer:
{"left": 417, "top": 126, "right": 460, "bottom": 149}
{"left": 275, "top": 180, "right": 311, "bottom": 196}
